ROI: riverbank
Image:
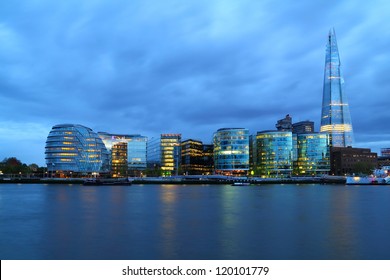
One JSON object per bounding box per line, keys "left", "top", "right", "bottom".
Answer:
{"left": 0, "top": 175, "right": 346, "bottom": 185}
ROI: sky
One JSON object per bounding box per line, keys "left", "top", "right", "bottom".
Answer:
{"left": 1, "top": 0, "right": 390, "bottom": 166}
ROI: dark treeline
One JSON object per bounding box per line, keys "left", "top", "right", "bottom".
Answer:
{"left": 0, "top": 157, "right": 45, "bottom": 177}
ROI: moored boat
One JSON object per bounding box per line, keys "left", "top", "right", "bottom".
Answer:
{"left": 232, "top": 182, "right": 251, "bottom": 186}
{"left": 346, "top": 166, "right": 390, "bottom": 185}
{"left": 83, "top": 178, "right": 132, "bottom": 186}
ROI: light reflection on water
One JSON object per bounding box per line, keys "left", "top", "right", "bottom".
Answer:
{"left": 0, "top": 183, "right": 390, "bottom": 259}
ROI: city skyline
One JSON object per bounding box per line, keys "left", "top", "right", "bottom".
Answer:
{"left": 1, "top": 0, "right": 390, "bottom": 165}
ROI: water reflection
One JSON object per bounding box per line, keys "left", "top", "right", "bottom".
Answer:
{"left": 327, "top": 188, "right": 359, "bottom": 259}
{"left": 159, "top": 185, "right": 178, "bottom": 259}
{"left": 1, "top": 183, "right": 390, "bottom": 259}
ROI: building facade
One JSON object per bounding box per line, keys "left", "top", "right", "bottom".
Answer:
{"left": 320, "top": 28, "right": 354, "bottom": 147}
{"left": 98, "top": 133, "right": 147, "bottom": 177}
{"left": 330, "top": 147, "right": 377, "bottom": 175}
{"left": 180, "top": 140, "right": 214, "bottom": 175}
{"left": 293, "top": 133, "right": 330, "bottom": 176}
{"left": 292, "top": 121, "right": 314, "bottom": 134}
{"left": 181, "top": 139, "right": 204, "bottom": 175}
{"left": 276, "top": 114, "right": 292, "bottom": 131}
{"left": 254, "top": 131, "right": 293, "bottom": 178}
{"left": 213, "top": 128, "right": 249, "bottom": 176}
{"left": 146, "top": 134, "right": 181, "bottom": 176}
{"left": 45, "top": 124, "right": 110, "bottom": 176}
{"left": 202, "top": 144, "right": 214, "bottom": 175}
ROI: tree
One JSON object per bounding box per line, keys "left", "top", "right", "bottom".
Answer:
{"left": 353, "top": 162, "right": 375, "bottom": 176}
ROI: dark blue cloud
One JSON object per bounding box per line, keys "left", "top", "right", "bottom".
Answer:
{"left": 0, "top": 0, "right": 389, "bottom": 165}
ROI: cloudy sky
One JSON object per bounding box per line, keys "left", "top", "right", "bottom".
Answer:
{"left": 1, "top": 0, "right": 389, "bottom": 165}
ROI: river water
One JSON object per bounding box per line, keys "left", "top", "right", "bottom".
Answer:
{"left": 0, "top": 183, "right": 389, "bottom": 260}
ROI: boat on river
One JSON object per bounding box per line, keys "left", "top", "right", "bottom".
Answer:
{"left": 232, "top": 182, "right": 251, "bottom": 186}
{"left": 83, "top": 178, "right": 132, "bottom": 186}
{"left": 346, "top": 166, "right": 390, "bottom": 185}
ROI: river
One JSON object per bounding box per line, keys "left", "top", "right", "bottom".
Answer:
{"left": 0, "top": 183, "right": 389, "bottom": 259}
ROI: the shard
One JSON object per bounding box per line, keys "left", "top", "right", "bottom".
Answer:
{"left": 320, "top": 28, "right": 354, "bottom": 147}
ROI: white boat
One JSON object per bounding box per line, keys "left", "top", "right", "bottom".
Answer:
{"left": 346, "top": 166, "right": 390, "bottom": 185}
{"left": 232, "top": 182, "right": 251, "bottom": 186}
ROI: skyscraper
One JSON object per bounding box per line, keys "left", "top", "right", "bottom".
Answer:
{"left": 320, "top": 28, "right": 354, "bottom": 147}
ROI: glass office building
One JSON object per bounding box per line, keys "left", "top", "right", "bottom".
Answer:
{"left": 98, "top": 132, "right": 147, "bottom": 177}
{"left": 320, "top": 28, "right": 354, "bottom": 147}
{"left": 146, "top": 134, "right": 181, "bottom": 176}
{"left": 45, "top": 124, "right": 110, "bottom": 176}
{"left": 161, "top": 134, "right": 181, "bottom": 176}
{"left": 255, "top": 131, "right": 293, "bottom": 178}
{"left": 181, "top": 139, "right": 204, "bottom": 175}
{"left": 294, "top": 133, "right": 330, "bottom": 176}
{"left": 213, "top": 128, "right": 249, "bottom": 175}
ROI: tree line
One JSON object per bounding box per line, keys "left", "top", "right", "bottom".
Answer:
{"left": 0, "top": 157, "right": 45, "bottom": 177}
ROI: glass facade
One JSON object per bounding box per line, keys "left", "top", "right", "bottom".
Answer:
{"left": 202, "top": 144, "right": 214, "bottom": 175}
{"left": 161, "top": 134, "right": 181, "bottom": 176}
{"left": 111, "top": 142, "right": 128, "bottom": 177}
{"left": 292, "top": 121, "right": 314, "bottom": 134}
{"left": 320, "top": 28, "right": 354, "bottom": 147}
{"left": 294, "top": 133, "right": 330, "bottom": 176}
{"left": 255, "top": 131, "right": 293, "bottom": 178}
{"left": 181, "top": 139, "right": 204, "bottom": 175}
{"left": 213, "top": 128, "right": 249, "bottom": 175}
{"left": 45, "top": 124, "right": 110, "bottom": 175}
{"left": 146, "top": 134, "right": 181, "bottom": 176}
{"left": 98, "top": 132, "right": 147, "bottom": 177}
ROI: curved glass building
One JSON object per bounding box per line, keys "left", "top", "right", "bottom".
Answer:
{"left": 294, "top": 133, "right": 330, "bottom": 176}
{"left": 254, "top": 131, "right": 293, "bottom": 178}
{"left": 213, "top": 128, "right": 249, "bottom": 175}
{"left": 45, "top": 124, "right": 110, "bottom": 176}
{"left": 320, "top": 28, "right": 354, "bottom": 147}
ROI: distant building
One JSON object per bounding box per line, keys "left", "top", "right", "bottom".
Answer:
{"left": 45, "top": 124, "right": 110, "bottom": 177}
{"left": 111, "top": 142, "right": 128, "bottom": 177}
{"left": 213, "top": 128, "right": 249, "bottom": 176}
{"left": 276, "top": 114, "right": 292, "bottom": 131}
{"left": 202, "top": 144, "right": 214, "bottom": 175}
{"left": 294, "top": 133, "right": 330, "bottom": 176}
{"left": 254, "top": 130, "right": 293, "bottom": 178}
{"left": 320, "top": 28, "right": 354, "bottom": 147}
{"left": 292, "top": 121, "right": 314, "bottom": 134}
{"left": 181, "top": 139, "right": 203, "bottom": 175}
{"left": 98, "top": 133, "right": 147, "bottom": 177}
{"left": 378, "top": 148, "right": 390, "bottom": 168}
{"left": 330, "top": 147, "right": 377, "bottom": 175}
{"left": 146, "top": 134, "right": 181, "bottom": 176}
{"left": 181, "top": 139, "right": 213, "bottom": 175}
{"left": 381, "top": 148, "right": 390, "bottom": 158}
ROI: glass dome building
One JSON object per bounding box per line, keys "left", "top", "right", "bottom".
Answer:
{"left": 45, "top": 124, "right": 110, "bottom": 176}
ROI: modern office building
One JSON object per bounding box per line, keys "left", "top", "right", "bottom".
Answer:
{"left": 294, "top": 133, "right": 330, "bottom": 176}
{"left": 378, "top": 148, "right": 390, "bottom": 167}
{"left": 381, "top": 148, "right": 390, "bottom": 158}
{"left": 202, "top": 144, "right": 214, "bottom": 175}
{"left": 330, "top": 147, "right": 377, "bottom": 175}
{"left": 111, "top": 142, "right": 128, "bottom": 177}
{"left": 276, "top": 114, "right": 292, "bottom": 131}
{"left": 161, "top": 134, "right": 181, "bottom": 176}
{"left": 181, "top": 139, "right": 203, "bottom": 175}
{"left": 180, "top": 140, "right": 214, "bottom": 175}
{"left": 292, "top": 121, "right": 314, "bottom": 134}
{"left": 146, "top": 134, "right": 181, "bottom": 176}
{"left": 254, "top": 131, "right": 293, "bottom": 178}
{"left": 213, "top": 128, "right": 249, "bottom": 175}
{"left": 320, "top": 28, "right": 354, "bottom": 147}
{"left": 98, "top": 132, "right": 147, "bottom": 177}
{"left": 45, "top": 124, "right": 110, "bottom": 176}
